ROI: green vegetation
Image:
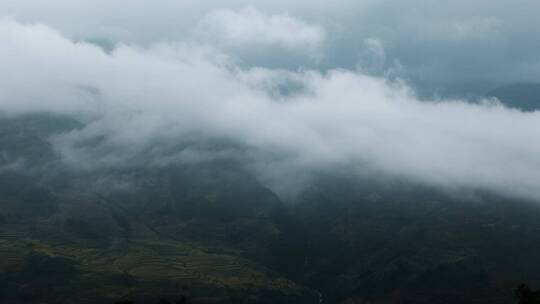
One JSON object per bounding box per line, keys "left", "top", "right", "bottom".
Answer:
{"left": 1, "top": 115, "right": 540, "bottom": 303}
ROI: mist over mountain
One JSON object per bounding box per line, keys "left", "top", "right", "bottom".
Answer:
{"left": 1, "top": 1, "right": 540, "bottom": 303}
{"left": 2, "top": 114, "right": 540, "bottom": 304}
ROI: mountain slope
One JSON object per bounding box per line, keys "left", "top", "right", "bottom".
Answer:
{"left": 1, "top": 115, "right": 540, "bottom": 303}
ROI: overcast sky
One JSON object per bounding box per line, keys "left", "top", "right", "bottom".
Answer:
{"left": 1, "top": 1, "right": 540, "bottom": 200}
{"left": 3, "top": 0, "right": 540, "bottom": 93}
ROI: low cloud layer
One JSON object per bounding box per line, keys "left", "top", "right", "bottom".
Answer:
{"left": 1, "top": 18, "right": 540, "bottom": 201}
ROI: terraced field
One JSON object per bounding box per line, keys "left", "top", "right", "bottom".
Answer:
{"left": 0, "top": 218, "right": 317, "bottom": 304}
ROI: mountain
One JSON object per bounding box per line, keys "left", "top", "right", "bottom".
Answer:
{"left": 486, "top": 83, "right": 540, "bottom": 111}
{"left": 1, "top": 115, "right": 540, "bottom": 303}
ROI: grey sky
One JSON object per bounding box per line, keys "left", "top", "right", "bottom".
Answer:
{"left": 3, "top": 0, "right": 540, "bottom": 93}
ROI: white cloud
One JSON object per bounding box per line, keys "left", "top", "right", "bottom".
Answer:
{"left": 196, "top": 7, "right": 326, "bottom": 53}
{"left": 2, "top": 19, "right": 540, "bottom": 201}
{"left": 2, "top": 0, "right": 540, "bottom": 87}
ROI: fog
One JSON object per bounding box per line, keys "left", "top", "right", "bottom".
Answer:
{"left": 1, "top": 14, "right": 540, "bottom": 201}
{"left": 2, "top": 0, "right": 540, "bottom": 201}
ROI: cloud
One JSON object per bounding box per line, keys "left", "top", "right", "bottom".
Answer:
{"left": 1, "top": 19, "right": 540, "bottom": 201}
{"left": 2, "top": 0, "right": 540, "bottom": 91}
{"left": 196, "top": 7, "right": 325, "bottom": 54}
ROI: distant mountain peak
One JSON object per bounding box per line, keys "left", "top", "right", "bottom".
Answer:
{"left": 487, "top": 82, "right": 540, "bottom": 112}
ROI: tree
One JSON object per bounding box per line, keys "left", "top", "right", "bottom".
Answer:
{"left": 515, "top": 284, "right": 540, "bottom": 304}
